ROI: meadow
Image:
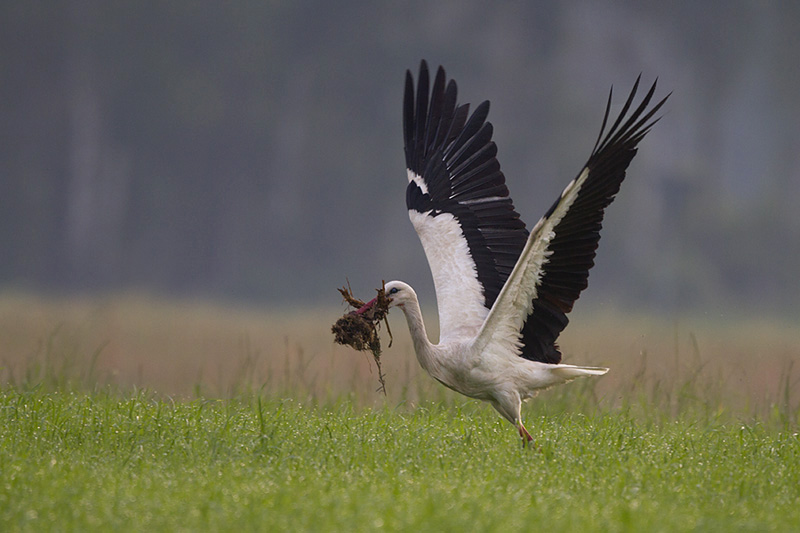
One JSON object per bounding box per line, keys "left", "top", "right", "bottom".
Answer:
{"left": 1, "top": 292, "right": 799, "bottom": 531}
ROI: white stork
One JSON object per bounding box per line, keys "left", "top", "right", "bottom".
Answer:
{"left": 359, "top": 61, "right": 668, "bottom": 445}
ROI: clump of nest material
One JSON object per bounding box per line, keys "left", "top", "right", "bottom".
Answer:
{"left": 331, "top": 281, "right": 393, "bottom": 395}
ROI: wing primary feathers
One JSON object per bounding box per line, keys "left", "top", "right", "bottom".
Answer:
{"left": 402, "top": 61, "right": 529, "bottom": 333}
{"left": 403, "top": 70, "right": 415, "bottom": 169}
{"left": 424, "top": 67, "right": 447, "bottom": 161}
{"left": 625, "top": 90, "right": 671, "bottom": 144}
{"left": 447, "top": 122, "right": 494, "bottom": 173}
{"left": 515, "top": 76, "right": 668, "bottom": 364}
{"left": 597, "top": 78, "right": 658, "bottom": 154}
{"left": 432, "top": 80, "right": 459, "bottom": 153}
{"left": 443, "top": 103, "right": 470, "bottom": 155}
{"left": 449, "top": 142, "right": 498, "bottom": 186}
{"left": 591, "top": 87, "right": 614, "bottom": 153}
{"left": 414, "top": 61, "right": 430, "bottom": 173}
{"left": 444, "top": 101, "right": 491, "bottom": 163}
{"left": 600, "top": 74, "right": 641, "bottom": 150}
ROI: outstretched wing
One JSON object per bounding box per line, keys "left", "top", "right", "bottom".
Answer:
{"left": 475, "top": 76, "right": 669, "bottom": 363}
{"left": 403, "top": 61, "right": 528, "bottom": 342}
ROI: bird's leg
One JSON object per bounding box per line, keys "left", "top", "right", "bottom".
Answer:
{"left": 517, "top": 420, "right": 543, "bottom": 451}
{"left": 517, "top": 421, "right": 533, "bottom": 446}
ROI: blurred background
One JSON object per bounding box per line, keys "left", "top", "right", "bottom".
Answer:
{"left": 2, "top": 1, "right": 800, "bottom": 315}
{"left": 1, "top": 1, "right": 799, "bottom": 408}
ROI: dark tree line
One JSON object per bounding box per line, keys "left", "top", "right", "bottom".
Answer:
{"left": 1, "top": 1, "right": 799, "bottom": 313}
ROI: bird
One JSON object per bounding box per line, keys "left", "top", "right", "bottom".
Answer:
{"left": 358, "top": 61, "right": 668, "bottom": 445}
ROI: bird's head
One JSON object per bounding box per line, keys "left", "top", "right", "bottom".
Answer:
{"left": 382, "top": 280, "right": 416, "bottom": 309}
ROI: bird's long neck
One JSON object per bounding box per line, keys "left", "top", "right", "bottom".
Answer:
{"left": 398, "top": 297, "right": 437, "bottom": 371}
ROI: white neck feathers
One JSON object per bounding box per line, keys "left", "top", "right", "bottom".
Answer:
{"left": 397, "top": 296, "right": 443, "bottom": 375}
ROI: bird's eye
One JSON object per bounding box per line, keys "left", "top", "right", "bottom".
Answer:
{"left": 389, "top": 287, "right": 399, "bottom": 295}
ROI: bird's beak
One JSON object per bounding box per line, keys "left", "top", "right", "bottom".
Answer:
{"left": 353, "top": 298, "right": 377, "bottom": 315}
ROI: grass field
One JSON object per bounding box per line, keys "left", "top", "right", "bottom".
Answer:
{"left": 1, "top": 293, "right": 799, "bottom": 531}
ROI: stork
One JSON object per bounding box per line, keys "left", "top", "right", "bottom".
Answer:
{"left": 359, "top": 61, "right": 668, "bottom": 445}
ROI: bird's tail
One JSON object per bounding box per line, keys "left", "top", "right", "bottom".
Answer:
{"left": 550, "top": 364, "right": 609, "bottom": 381}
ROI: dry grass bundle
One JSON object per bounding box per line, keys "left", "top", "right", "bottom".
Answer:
{"left": 331, "top": 282, "right": 392, "bottom": 394}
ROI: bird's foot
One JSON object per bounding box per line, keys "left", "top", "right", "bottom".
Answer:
{"left": 518, "top": 423, "right": 541, "bottom": 451}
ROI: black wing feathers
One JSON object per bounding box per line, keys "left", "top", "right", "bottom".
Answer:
{"left": 404, "top": 61, "right": 528, "bottom": 309}
{"left": 403, "top": 61, "right": 666, "bottom": 364}
{"left": 518, "top": 78, "right": 668, "bottom": 363}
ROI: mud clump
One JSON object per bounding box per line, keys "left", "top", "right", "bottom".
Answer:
{"left": 331, "top": 283, "right": 392, "bottom": 394}
{"left": 331, "top": 313, "right": 381, "bottom": 352}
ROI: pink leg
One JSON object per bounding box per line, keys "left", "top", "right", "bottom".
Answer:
{"left": 518, "top": 421, "right": 542, "bottom": 451}
{"left": 518, "top": 422, "right": 533, "bottom": 444}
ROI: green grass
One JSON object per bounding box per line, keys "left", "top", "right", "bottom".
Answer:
{"left": 2, "top": 295, "right": 799, "bottom": 531}
{"left": 2, "top": 387, "right": 799, "bottom": 532}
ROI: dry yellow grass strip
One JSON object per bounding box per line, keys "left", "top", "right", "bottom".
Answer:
{"left": 0, "top": 291, "right": 797, "bottom": 419}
